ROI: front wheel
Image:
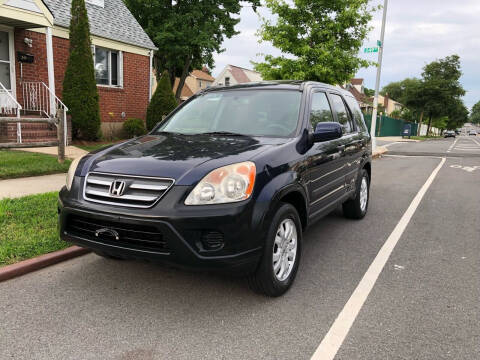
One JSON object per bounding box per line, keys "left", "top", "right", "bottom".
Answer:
{"left": 248, "top": 203, "right": 302, "bottom": 297}
{"left": 343, "top": 168, "right": 370, "bottom": 219}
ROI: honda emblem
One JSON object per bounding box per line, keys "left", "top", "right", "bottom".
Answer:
{"left": 109, "top": 180, "right": 126, "bottom": 196}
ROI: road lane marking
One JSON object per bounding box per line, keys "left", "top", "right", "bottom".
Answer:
{"left": 384, "top": 154, "right": 444, "bottom": 159}
{"left": 310, "top": 157, "right": 446, "bottom": 360}
{"left": 450, "top": 165, "right": 480, "bottom": 173}
{"left": 447, "top": 137, "right": 459, "bottom": 153}
{"left": 382, "top": 142, "right": 401, "bottom": 148}
{"left": 471, "top": 137, "right": 480, "bottom": 147}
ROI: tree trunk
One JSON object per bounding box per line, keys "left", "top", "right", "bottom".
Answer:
{"left": 175, "top": 55, "right": 192, "bottom": 103}
{"left": 417, "top": 110, "right": 424, "bottom": 135}
{"left": 426, "top": 114, "right": 432, "bottom": 136}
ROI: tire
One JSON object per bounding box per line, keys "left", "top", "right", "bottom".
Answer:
{"left": 343, "top": 168, "right": 370, "bottom": 220}
{"left": 248, "top": 203, "right": 302, "bottom": 297}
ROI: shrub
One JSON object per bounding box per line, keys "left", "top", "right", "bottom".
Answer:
{"left": 62, "top": 0, "right": 101, "bottom": 140}
{"left": 123, "top": 118, "right": 146, "bottom": 138}
{"left": 146, "top": 71, "right": 178, "bottom": 130}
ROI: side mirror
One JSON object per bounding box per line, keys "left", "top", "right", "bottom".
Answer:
{"left": 312, "top": 122, "right": 343, "bottom": 142}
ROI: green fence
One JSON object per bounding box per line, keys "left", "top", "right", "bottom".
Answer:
{"left": 363, "top": 114, "right": 418, "bottom": 137}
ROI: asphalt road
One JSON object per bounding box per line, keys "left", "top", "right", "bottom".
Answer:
{"left": 384, "top": 135, "right": 480, "bottom": 157}
{"left": 1, "top": 140, "right": 479, "bottom": 359}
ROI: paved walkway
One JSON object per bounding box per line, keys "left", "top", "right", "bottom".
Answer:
{"left": 12, "top": 146, "right": 88, "bottom": 160}
{"left": 376, "top": 136, "right": 419, "bottom": 142}
{"left": 0, "top": 173, "right": 66, "bottom": 200}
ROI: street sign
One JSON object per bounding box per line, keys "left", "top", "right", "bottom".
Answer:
{"left": 377, "top": 40, "right": 382, "bottom": 47}
{"left": 364, "top": 47, "right": 379, "bottom": 53}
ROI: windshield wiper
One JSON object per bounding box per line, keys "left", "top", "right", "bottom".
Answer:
{"left": 200, "top": 131, "right": 246, "bottom": 136}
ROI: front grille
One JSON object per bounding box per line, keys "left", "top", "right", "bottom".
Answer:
{"left": 66, "top": 215, "right": 170, "bottom": 253}
{"left": 83, "top": 172, "right": 174, "bottom": 208}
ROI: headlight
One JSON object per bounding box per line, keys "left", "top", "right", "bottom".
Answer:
{"left": 185, "top": 162, "right": 256, "bottom": 205}
{"left": 66, "top": 155, "right": 85, "bottom": 191}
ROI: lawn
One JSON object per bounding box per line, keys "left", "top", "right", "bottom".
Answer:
{"left": 0, "top": 192, "right": 69, "bottom": 267}
{"left": 0, "top": 150, "right": 71, "bottom": 179}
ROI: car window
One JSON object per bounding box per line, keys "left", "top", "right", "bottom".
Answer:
{"left": 330, "top": 94, "right": 354, "bottom": 133}
{"left": 154, "top": 90, "right": 302, "bottom": 138}
{"left": 309, "top": 92, "right": 334, "bottom": 130}
{"left": 345, "top": 96, "right": 367, "bottom": 132}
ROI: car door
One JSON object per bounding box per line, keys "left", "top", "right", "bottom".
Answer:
{"left": 344, "top": 95, "right": 370, "bottom": 190}
{"left": 329, "top": 93, "right": 365, "bottom": 193}
{"left": 306, "top": 91, "right": 348, "bottom": 219}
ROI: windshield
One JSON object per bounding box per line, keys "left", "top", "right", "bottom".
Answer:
{"left": 153, "top": 90, "right": 302, "bottom": 137}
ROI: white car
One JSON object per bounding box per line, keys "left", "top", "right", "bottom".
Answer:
{"left": 468, "top": 129, "right": 477, "bottom": 136}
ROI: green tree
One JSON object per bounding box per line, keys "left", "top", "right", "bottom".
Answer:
{"left": 422, "top": 55, "right": 465, "bottom": 134}
{"left": 470, "top": 101, "right": 480, "bottom": 124}
{"left": 364, "top": 88, "right": 375, "bottom": 97}
{"left": 253, "top": 0, "right": 376, "bottom": 84}
{"left": 62, "top": 0, "right": 101, "bottom": 140}
{"left": 124, "top": 0, "right": 260, "bottom": 102}
{"left": 445, "top": 99, "right": 468, "bottom": 130}
{"left": 146, "top": 71, "right": 178, "bottom": 131}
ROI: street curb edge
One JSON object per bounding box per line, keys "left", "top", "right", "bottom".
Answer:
{"left": 0, "top": 246, "right": 91, "bottom": 283}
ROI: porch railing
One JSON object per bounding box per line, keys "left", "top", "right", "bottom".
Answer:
{"left": 21, "top": 81, "right": 69, "bottom": 146}
{"left": 0, "top": 81, "right": 22, "bottom": 119}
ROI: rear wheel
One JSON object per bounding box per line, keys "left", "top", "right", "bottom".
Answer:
{"left": 343, "top": 168, "right": 369, "bottom": 219}
{"left": 248, "top": 203, "right": 302, "bottom": 297}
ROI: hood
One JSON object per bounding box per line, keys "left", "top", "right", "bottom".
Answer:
{"left": 86, "top": 133, "right": 275, "bottom": 182}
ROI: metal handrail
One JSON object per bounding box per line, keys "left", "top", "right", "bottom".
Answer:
{"left": 0, "top": 81, "right": 22, "bottom": 119}
{"left": 21, "top": 81, "right": 69, "bottom": 146}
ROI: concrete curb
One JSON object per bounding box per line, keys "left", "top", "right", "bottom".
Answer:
{"left": 0, "top": 246, "right": 90, "bottom": 283}
{"left": 373, "top": 146, "right": 388, "bottom": 159}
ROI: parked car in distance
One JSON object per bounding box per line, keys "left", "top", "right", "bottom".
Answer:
{"left": 444, "top": 130, "right": 456, "bottom": 138}
{"left": 454, "top": 129, "right": 461, "bottom": 135}
{"left": 468, "top": 129, "right": 477, "bottom": 136}
{"left": 59, "top": 81, "right": 372, "bottom": 297}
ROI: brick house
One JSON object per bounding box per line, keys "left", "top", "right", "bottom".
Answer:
{"left": 0, "top": 0, "right": 156, "bottom": 144}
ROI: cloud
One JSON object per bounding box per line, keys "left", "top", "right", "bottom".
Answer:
{"left": 213, "top": 0, "right": 480, "bottom": 109}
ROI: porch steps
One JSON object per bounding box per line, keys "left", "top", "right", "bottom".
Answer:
{"left": 0, "top": 119, "right": 58, "bottom": 145}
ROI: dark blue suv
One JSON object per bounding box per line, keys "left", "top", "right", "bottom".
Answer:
{"left": 59, "top": 81, "right": 371, "bottom": 296}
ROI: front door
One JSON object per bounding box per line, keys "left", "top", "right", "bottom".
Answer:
{"left": 306, "top": 91, "right": 348, "bottom": 219}
{"left": 0, "top": 28, "right": 16, "bottom": 110}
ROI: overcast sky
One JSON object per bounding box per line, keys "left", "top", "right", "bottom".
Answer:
{"left": 212, "top": 0, "right": 480, "bottom": 109}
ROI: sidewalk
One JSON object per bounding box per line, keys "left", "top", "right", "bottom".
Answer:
{"left": 11, "top": 146, "right": 88, "bottom": 160}
{"left": 376, "top": 136, "right": 419, "bottom": 143}
{"left": 373, "top": 146, "right": 387, "bottom": 158}
{"left": 0, "top": 173, "right": 66, "bottom": 200}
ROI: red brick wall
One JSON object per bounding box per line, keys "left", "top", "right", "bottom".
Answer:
{"left": 14, "top": 30, "right": 150, "bottom": 126}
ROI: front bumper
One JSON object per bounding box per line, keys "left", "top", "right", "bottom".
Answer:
{"left": 58, "top": 178, "right": 264, "bottom": 273}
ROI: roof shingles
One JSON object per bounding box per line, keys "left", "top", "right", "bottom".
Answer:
{"left": 44, "top": 0, "right": 156, "bottom": 50}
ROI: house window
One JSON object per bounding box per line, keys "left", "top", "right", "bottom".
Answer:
{"left": 198, "top": 80, "right": 202, "bottom": 89}
{"left": 225, "top": 77, "right": 230, "bottom": 86}
{"left": 93, "top": 46, "right": 122, "bottom": 87}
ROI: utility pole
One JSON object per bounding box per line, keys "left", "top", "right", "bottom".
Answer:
{"left": 370, "top": 0, "right": 388, "bottom": 152}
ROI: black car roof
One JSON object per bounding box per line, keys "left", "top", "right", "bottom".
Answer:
{"left": 200, "top": 80, "right": 353, "bottom": 97}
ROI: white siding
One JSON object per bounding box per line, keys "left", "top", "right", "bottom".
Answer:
{"left": 4, "top": 0, "right": 41, "bottom": 13}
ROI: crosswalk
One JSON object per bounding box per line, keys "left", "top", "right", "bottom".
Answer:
{"left": 447, "top": 136, "right": 480, "bottom": 153}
